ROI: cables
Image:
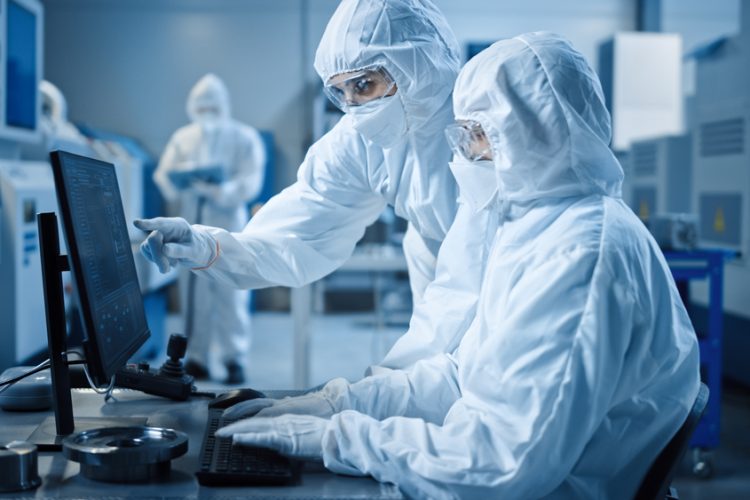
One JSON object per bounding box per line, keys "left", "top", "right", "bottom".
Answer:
{"left": 0, "top": 357, "right": 86, "bottom": 394}
{"left": 64, "top": 351, "right": 117, "bottom": 400}
{"left": 0, "top": 352, "right": 116, "bottom": 396}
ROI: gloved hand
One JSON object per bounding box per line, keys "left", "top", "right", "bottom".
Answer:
{"left": 223, "top": 378, "right": 350, "bottom": 420}
{"left": 216, "top": 414, "right": 328, "bottom": 459}
{"left": 134, "top": 217, "right": 217, "bottom": 273}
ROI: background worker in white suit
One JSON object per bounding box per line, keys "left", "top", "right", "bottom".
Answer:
{"left": 151, "top": 73, "right": 266, "bottom": 384}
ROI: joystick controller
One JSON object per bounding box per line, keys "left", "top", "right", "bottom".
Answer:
{"left": 159, "top": 334, "right": 188, "bottom": 378}
{"left": 115, "top": 334, "right": 194, "bottom": 400}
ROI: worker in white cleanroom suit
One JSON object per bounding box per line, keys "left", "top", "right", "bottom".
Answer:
{"left": 151, "top": 73, "right": 266, "bottom": 384}
{"left": 215, "top": 33, "right": 701, "bottom": 499}
{"left": 33, "top": 80, "right": 92, "bottom": 156}
{"left": 136, "top": 0, "right": 466, "bottom": 372}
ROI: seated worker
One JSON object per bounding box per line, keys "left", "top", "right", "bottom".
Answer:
{"left": 215, "top": 33, "right": 701, "bottom": 499}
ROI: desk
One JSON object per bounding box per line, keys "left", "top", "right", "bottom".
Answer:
{"left": 0, "top": 389, "right": 403, "bottom": 499}
{"left": 290, "top": 246, "right": 408, "bottom": 389}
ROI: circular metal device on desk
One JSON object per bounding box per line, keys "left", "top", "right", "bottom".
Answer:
{"left": 62, "top": 426, "right": 188, "bottom": 482}
{"left": 0, "top": 441, "right": 42, "bottom": 492}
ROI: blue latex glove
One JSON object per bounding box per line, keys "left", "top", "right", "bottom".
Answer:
{"left": 216, "top": 414, "right": 328, "bottom": 459}
{"left": 134, "top": 217, "right": 217, "bottom": 273}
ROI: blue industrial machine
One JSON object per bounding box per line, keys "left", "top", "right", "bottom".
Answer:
{"left": 664, "top": 249, "right": 735, "bottom": 478}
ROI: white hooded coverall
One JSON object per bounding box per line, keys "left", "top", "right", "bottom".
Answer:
{"left": 153, "top": 74, "right": 266, "bottom": 367}
{"left": 306, "top": 33, "right": 700, "bottom": 499}
{"left": 37, "top": 80, "right": 92, "bottom": 156}
{"left": 197, "top": 0, "right": 461, "bottom": 334}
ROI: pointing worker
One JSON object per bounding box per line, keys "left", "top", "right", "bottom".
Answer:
{"left": 137, "top": 0, "right": 472, "bottom": 373}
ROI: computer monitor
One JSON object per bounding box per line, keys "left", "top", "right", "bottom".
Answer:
{"left": 51, "top": 150, "right": 150, "bottom": 383}
{"left": 0, "top": 0, "right": 43, "bottom": 143}
{"left": 31, "top": 151, "right": 149, "bottom": 449}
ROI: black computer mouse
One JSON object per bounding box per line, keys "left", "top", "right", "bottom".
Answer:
{"left": 208, "top": 388, "right": 266, "bottom": 409}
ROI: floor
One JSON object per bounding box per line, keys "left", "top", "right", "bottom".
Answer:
{"left": 161, "top": 311, "right": 750, "bottom": 498}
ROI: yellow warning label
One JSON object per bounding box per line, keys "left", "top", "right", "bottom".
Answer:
{"left": 714, "top": 207, "right": 725, "bottom": 233}
{"left": 639, "top": 200, "right": 650, "bottom": 221}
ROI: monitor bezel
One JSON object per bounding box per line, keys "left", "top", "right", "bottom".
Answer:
{"left": 0, "top": 0, "right": 43, "bottom": 143}
{"left": 49, "top": 150, "right": 150, "bottom": 385}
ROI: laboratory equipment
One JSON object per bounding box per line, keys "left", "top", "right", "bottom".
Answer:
{"left": 0, "top": 161, "right": 63, "bottom": 373}
{"left": 0, "top": 366, "right": 51, "bottom": 410}
{"left": 627, "top": 134, "right": 693, "bottom": 221}
{"left": 598, "top": 32, "right": 684, "bottom": 151}
{"left": 690, "top": 2, "right": 750, "bottom": 325}
{"left": 648, "top": 213, "right": 698, "bottom": 251}
{"left": 0, "top": 441, "right": 41, "bottom": 493}
{"left": 0, "top": 0, "right": 43, "bottom": 144}
{"left": 690, "top": 98, "right": 749, "bottom": 315}
{"left": 113, "top": 334, "right": 194, "bottom": 401}
{"left": 62, "top": 426, "right": 188, "bottom": 483}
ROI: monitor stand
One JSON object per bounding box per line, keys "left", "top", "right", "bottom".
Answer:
{"left": 30, "top": 212, "right": 145, "bottom": 452}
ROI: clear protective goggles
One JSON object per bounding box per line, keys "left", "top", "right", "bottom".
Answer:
{"left": 324, "top": 67, "right": 397, "bottom": 112}
{"left": 444, "top": 120, "right": 493, "bottom": 161}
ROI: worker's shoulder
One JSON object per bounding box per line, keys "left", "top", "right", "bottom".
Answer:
{"left": 170, "top": 123, "right": 199, "bottom": 141}
{"left": 597, "top": 196, "right": 655, "bottom": 252}
{"left": 564, "top": 196, "right": 663, "bottom": 282}
{"left": 532, "top": 195, "right": 646, "bottom": 258}
{"left": 531, "top": 195, "right": 606, "bottom": 250}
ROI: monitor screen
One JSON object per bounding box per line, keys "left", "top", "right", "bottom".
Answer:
{"left": 50, "top": 151, "right": 149, "bottom": 385}
{"left": 6, "top": 0, "right": 38, "bottom": 130}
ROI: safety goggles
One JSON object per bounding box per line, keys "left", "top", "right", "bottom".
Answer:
{"left": 444, "top": 120, "right": 493, "bottom": 161}
{"left": 324, "top": 67, "right": 397, "bottom": 112}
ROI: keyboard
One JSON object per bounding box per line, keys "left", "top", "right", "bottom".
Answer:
{"left": 196, "top": 407, "right": 299, "bottom": 486}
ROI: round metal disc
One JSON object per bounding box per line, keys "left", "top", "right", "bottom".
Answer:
{"left": 62, "top": 426, "right": 188, "bottom": 479}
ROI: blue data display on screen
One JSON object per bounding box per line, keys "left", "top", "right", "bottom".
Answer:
{"left": 6, "top": 0, "right": 37, "bottom": 130}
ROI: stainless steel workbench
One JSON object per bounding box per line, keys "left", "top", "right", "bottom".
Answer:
{"left": 0, "top": 389, "right": 403, "bottom": 499}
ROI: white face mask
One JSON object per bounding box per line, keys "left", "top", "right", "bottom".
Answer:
{"left": 195, "top": 109, "right": 220, "bottom": 128}
{"left": 348, "top": 94, "right": 407, "bottom": 148}
{"left": 448, "top": 158, "right": 498, "bottom": 212}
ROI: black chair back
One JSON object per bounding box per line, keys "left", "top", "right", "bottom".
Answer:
{"left": 634, "top": 383, "right": 710, "bottom": 500}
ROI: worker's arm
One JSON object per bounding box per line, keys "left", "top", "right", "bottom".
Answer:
{"left": 368, "top": 202, "right": 494, "bottom": 374}
{"left": 339, "top": 353, "right": 461, "bottom": 424}
{"left": 198, "top": 121, "right": 387, "bottom": 289}
{"left": 321, "top": 249, "right": 639, "bottom": 498}
{"left": 152, "top": 132, "right": 183, "bottom": 203}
